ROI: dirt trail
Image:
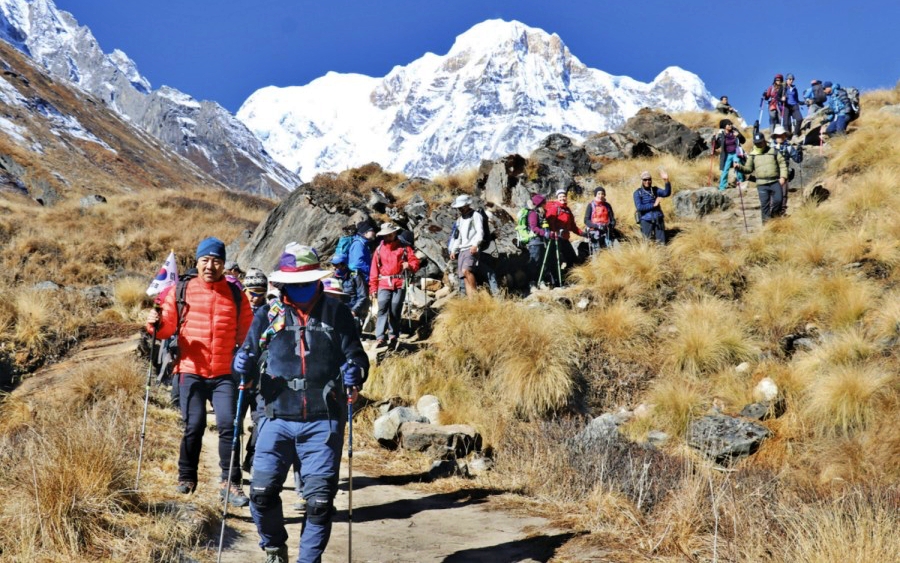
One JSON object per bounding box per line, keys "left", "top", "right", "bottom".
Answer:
{"left": 202, "top": 414, "right": 571, "bottom": 563}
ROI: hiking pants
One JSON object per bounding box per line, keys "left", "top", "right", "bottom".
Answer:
{"left": 783, "top": 104, "right": 803, "bottom": 137}
{"left": 376, "top": 287, "right": 405, "bottom": 341}
{"left": 250, "top": 417, "right": 344, "bottom": 563}
{"left": 476, "top": 253, "right": 500, "bottom": 296}
{"left": 239, "top": 387, "right": 260, "bottom": 470}
{"left": 178, "top": 373, "right": 241, "bottom": 485}
{"left": 640, "top": 218, "right": 667, "bottom": 244}
{"left": 348, "top": 273, "right": 369, "bottom": 321}
{"left": 757, "top": 181, "right": 783, "bottom": 223}
{"left": 825, "top": 114, "right": 849, "bottom": 135}
{"left": 527, "top": 240, "right": 546, "bottom": 287}
{"left": 719, "top": 153, "right": 744, "bottom": 190}
{"left": 768, "top": 108, "right": 780, "bottom": 134}
{"left": 558, "top": 238, "right": 578, "bottom": 270}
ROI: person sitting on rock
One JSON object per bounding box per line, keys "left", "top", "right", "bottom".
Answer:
{"left": 823, "top": 82, "right": 852, "bottom": 137}
{"left": 716, "top": 95, "right": 740, "bottom": 118}
{"left": 713, "top": 119, "right": 746, "bottom": 191}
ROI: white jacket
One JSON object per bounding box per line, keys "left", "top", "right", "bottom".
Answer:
{"left": 449, "top": 212, "right": 483, "bottom": 254}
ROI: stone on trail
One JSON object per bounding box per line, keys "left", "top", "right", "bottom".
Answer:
{"left": 399, "top": 421, "right": 482, "bottom": 458}
{"left": 373, "top": 406, "right": 429, "bottom": 448}
{"left": 688, "top": 414, "right": 771, "bottom": 464}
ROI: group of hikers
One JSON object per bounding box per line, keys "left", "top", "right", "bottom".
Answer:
{"left": 140, "top": 73, "right": 858, "bottom": 562}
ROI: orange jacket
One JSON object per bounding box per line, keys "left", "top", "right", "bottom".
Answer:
{"left": 369, "top": 241, "right": 420, "bottom": 293}
{"left": 147, "top": 277, "right": 251, "bottom": 378}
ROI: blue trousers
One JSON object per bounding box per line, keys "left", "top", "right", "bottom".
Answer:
{"left": 250, "top": 417, "right": 344, "bottom": 563}
{"left": 718, "top": 153, "right": 744, "bottom": 190}
{"left": 825, "top": 114, "right": 849, "bottom": 135}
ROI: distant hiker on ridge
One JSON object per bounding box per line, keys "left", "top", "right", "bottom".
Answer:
{"left": 763, "top": 74, "right": 786, "bottom": 135}
{"left": 781, "top": 74, "right": 803, "bottom": 138}
{"left": 145, "top": 237, "right": 252, "bottom": 506}
{"left": 716, "top": 95, "right": 741, "bottom": 118}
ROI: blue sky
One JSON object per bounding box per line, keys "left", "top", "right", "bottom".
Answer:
{"left": 55, "top": 0, "right": 899, "bottom": 122}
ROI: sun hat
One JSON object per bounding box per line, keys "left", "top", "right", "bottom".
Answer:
{"left": 243, "top": 268, "right": 268, "bottom": 289}
{"left": 196, "top": 237, "right": 226, "bottom": 260}
{"left": 376, "top": 222, "right": 401, "bottom": 237}
{"left": 774, "top": 73, "right": 784, "bottom": 81}
{"left": 321, "top": 278, "right": 346, "bottom": 296}
{"left": 640, "top": 171, "right": 652, "bottom": 180}
{"left": 772, "top": 125, "right": 787, "bottom": 137}
{"left": 451, "top": 194, "right": 473, "bottom": 209}
{"left": 823, "top": 81, "right": 833, "bottom": 88}
{"left": 268, "top": 243, "right": 331, "bottom": 284}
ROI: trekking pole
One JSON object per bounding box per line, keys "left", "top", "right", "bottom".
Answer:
{"left": 554, "top": 236, "right": 562, "bottom": 287}
{"left": 707, "top": 135, "right": 716, "bottom": 187}
{"left": 135, "top": 322, "right": 157, "bottom": 491}
{"left": 217, "top": 358, "right": 249, "bottom": 563}
{"left": 346, "top": 385, "right": 354, "bottom": 563}
{"left": 537, "top": 238, "right": 552, "bottom": 287}
{"left": 736, "top": 179, "right": 750, "bottom": 235}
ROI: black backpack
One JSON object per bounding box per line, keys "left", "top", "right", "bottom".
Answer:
{"left": 475, "top": 208, "right": 494, "bottom": 251}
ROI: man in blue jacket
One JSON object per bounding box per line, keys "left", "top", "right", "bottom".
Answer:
{"left": 233, "top": 243, "right": 368, "bottom": 563}
{"left": 347, "top": 221, "right": 374, "bottom": 331}
{"left": 823, "top": 82, "right": 852, "bottom": 136}
{"left": 633, "top": 170, "right": 672, "bottom": 244}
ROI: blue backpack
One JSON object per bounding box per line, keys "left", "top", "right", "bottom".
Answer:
{"left": 333, "top": 234, "right": 354, "bottom": 264}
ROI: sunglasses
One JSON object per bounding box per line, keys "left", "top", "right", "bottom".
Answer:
{"left": 245, "top": 290, "right": 265, "bottom": 298}
{"left": 642, "top": 178, "right": 652, "bottom": 182}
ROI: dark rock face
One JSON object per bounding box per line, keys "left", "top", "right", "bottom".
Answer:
{"left": 530, "top": 134, "right": 594, "bottom": 176}
{"left": 583, "top": 132, "right": 657, "bottom": 160}
{"left": 688, "top": 414, "right": 771, "bottom": 464}
{"left": 673, "top": 187, "right": 733, "bottom": 218}
{"left": 620, "top": 108, "right": 708, "bottom": 159}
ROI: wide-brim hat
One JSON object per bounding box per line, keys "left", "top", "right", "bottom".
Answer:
{"left": 772, "top": 125, "right": 788, "bottom": 137}
{"left": 322, "top": 277, "right": 346, "bottom": 295}
{"left": 451, "top": 194, "right": 473, "bottom": 209}
{"left": 268, "top": 243, "right": 331, "bottom": 284}
{"left": 376, "top": 222, "right": 401, "bottom": 237}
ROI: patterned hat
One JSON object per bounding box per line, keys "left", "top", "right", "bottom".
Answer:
{"left": 322, "top": 278, "right": 346, "bottom": 296}
{"left": 243, "top": 268, "right": 268, "bottom": 289}
{"left": 268, "top": 243, "right": 331, "bottom": 284}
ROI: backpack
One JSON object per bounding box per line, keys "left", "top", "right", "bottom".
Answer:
{"left": 515, "top": 207, "right": 535, "bottom": 245}
{"left": 802, "top": 86, "right": 815, "bottom": 102}
{"left": 475, "top": 208, "right": 494, "bottom": 251}
{"left": 332, "top": 234, "right": 354, "bottom": 264}
{"left": 398, "top": 229, "right": 415, "bottom": 248}
{"left": 844, "top": 86, "right": 860, "bottom": 120}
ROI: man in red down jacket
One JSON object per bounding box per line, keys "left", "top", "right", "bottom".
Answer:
{"left": 368, "top": 222, "right": 420, "bottom": 349}
{"left": 146, "top": 237, "right": 252, "bottom": 505}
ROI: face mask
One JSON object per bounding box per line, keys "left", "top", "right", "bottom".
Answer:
{"left": 284, "top": 282, "right": 318, "bottom": 304}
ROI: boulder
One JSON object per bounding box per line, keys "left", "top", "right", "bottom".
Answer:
{"left": 574, "top": 412, "right": 631, "bottom": 446}
{"left": 428, "top": 459, "right": 470, "bottom": 480}
{"left": 398, "top": 422, "right": 482, "bottom": 458}
{"left": 620, "top": 108, "right": 708, "bottom": 159}
{"left": 687, "top": 414, "right": 771, "bottom": 464}
{"left": 373, "top": 407, "right": 429, "bottom": 448}
{"left": 583, "top": 132, "right": 657, "bottom": 160}
{"left": 878, "top": 104, "right": 900, "bottom": 117}
{"left": 530, "top": 134, "right": 593, "bottom": 176}
{"left": 476, "top": 155, "right": 526, "bottom": 207}
{"left": 673, "top": 187, "right": 732, "bottom": 218}
{"left": 416, "top": 395, "right": 441, "bottom": 424}
{"left": 79, "top": 194, "right": 106, "bottom": 208}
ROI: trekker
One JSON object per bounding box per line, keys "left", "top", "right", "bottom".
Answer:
{"left": 770, "top": 125, "right": 803, "bottom": 211}
{"left": 713, "top": 119, "right": 746, "bottom": 191}
{"left": 145, "top": 237, "right": 252, "bottom": 505}
{"left": 823, "top": 82, "right": 852, "bottom": 136}
{"left": 224, "top": 261, "right": 245, "bottom": 289}
{"left": 523, "top": 194, "right": 555, "bottom": 288}
{"left": 716, "top": 95, "right": 740, "bottom": 118}
{"left": 448, "top": 195, "right": 484, "bottom": 298}
{"left": 633, "top": 171, "right": 672, "bottom": 243}
{"left": 369, "top": 222, "right": 420, "bottom": 348}
{"left": 239, "top": 268, "right": 269, "bottom": 474}
{"left": 545, "top": 188, "right": 584, "bottom": 274}
{"left": 233, "top": 244, "right": 368, "bottom": 563}
{"left": 346, "top": 221, "right": 374, "bottom": 330}
{"left": 805, "top": 79, "right": 827, "bottom": 113}
{"left": 763, "top": 74, "right": 786, "bottom": 135}
{"left": 583, "top": 187, "right": 616, "bottom": 255}
{"left": 782, "top": 74, "right": 803, "bottom": 138}
{"left": 734, "top": 132, "right": 788, "bottom": 223}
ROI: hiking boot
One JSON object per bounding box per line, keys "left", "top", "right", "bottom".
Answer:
{"left": 220, "top": 481, "right": 249, "bottom": 508}
{"left": 264, "top": 545, "right": 288, "bottom": 563}
{"left": 293, "top": 496, "right": 307, "bottom": 514}
{"left": 175, "top": 481, "right": 196, "bottom": 495}
{"left": 374, "top": 339, "right": 387, "bottom": 349}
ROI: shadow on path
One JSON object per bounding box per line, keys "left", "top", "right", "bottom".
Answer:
{"left": 332, "top": 487, "right": 503, "bottom": 524}
{"left": 442, "top": 532, "right": 577, "bottom": 563}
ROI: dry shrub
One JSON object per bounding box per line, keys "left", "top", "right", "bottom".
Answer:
{"left": 671, "top": 110, "right": 723, "bottom": 130}
{"left": 776, "top": 487, "right": 900, "bottom": 562}
{"left": 576, "top": 298, "right": 656, "bottom": 349}
{"left": 867, "top": 290, "right": 900, "bottom": 342}
{"left": 569, "top": 240, "right": 669, "bottom": 303}
{"left": 666, "top": 297, "right": 758, "bottom": 376}
{"left": 13, "top": 290, "right": 51, "bottom": 353}
{"left": 668, "top": 223, "right": 745, "bottom": 298}
{"left": 113, "top": 277, "right": 152, "bottom": 320}
{"left": 646, "top": 378, "right": 706, "bottom": 439}
{"left": 826, "top": 111, "right": 900, "bottom": 177}
{"left": 743, "top": 265, "right": 819, "bottom": 341}
{"left": 801, "top": 362, "right": 894, "bottom": 438}
{"left": 67, "top": 355, "right": 144, "bottom": 408}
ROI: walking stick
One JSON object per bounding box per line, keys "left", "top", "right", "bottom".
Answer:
{"left": 554, "top": 236, "right": 562, "bottom": 287}
{"left": 537, "top": 238, "right": 552, "bottom": 287}
{"left": 346, "top": 387, "right": 354, "bottom": 563}
{"left": 707, "top": 135, "right": 716, "bottom": 187}
{"left": 135, "top": 323, "right": 157, "bottom": 490}
{"left": 736, "top": 178, "right": 750, "bottom": 235}
{"left": 217, "top": 367, "right": 249, "bottom": 563}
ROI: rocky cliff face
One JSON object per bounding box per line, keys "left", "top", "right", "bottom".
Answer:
{"left": 237, "top": 19, "right": 716, "bottom": 179}
{"left": 0, "top": 0, "right": 297, "bottom": 197}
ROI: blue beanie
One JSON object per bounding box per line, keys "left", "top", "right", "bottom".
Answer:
{"left": 196, "top": 237, "right": 226, "bottom": 260}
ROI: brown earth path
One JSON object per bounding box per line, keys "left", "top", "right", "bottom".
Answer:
{"left": 201, "top": 413, "right": 574, "bottom": 563}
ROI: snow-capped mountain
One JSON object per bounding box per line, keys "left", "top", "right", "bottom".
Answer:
{"left": 237, "top": 19, "right": 716, "bottom": 179}
{"left": 0, "top": 0, "right": 298, "bottom": 197}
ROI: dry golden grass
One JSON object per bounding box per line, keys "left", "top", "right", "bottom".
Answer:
{"left": 575, "top": 298, "right": 657, "bottom": 349}
{"left": 569, "top": 239, "right": 670, "bottom": 303}
{"left": 671, "top": 110, "right": 725, "bottom": 129}
{"left": 826, "top": 111, "right": 900, "bottom": 177}
{"left": 801, "top": 362, "right": 894, "bottom": 438}
{"left": 112, "top": 277, "right": 153, "bottom": 321}
{"left": 666, "top": 297, "right": 758, "bottom": 376}
{"left": 668, "top": 223, "right": 745, "bottom": 298}
{"left": 646, "top": 378, "right": 707, "bottom": 439}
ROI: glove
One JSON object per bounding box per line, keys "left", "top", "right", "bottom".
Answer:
{"left": 542, "top": 229, "right": 551, "bottom": 239}
{"left": 232, "top": 349, "right": 254, "bottom": 376}
{"left": 341, "top": 360, "right": 364, "bottom": 389}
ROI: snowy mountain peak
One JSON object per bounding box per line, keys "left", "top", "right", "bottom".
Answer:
{"left": 238, "top": 19, "right": 716, "bottom": 180}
